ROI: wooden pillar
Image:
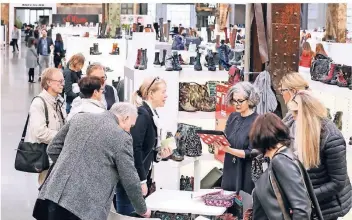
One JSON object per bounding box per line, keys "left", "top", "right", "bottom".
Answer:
{"left": 325, "top": 3, "right": 347, "bottom": 43}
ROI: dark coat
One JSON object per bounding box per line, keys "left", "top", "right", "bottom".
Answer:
{"left": 37, "top": 37, "right": 54, "bottom": 55}
{"left": 63, "top": 68, "right": 82, "bottom": 103}
{"left": 221, "top": 112, "right": 258, "bottom": 194}
{"left": 307, "top": 119, "right": 352, "bottom": 219}
{"left": 253, "top": 147, "right": 312, "bottom": 220}
{"left": 130, "top": 101, "right": 159, "bottom": 182}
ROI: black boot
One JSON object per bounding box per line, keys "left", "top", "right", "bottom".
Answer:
{"left": 180, "top": 175, "right": 186, "bottom": 191}
{"left": 159, "top": 18, "right": 165, "bottom": 42}
{"left": 153, "top": 22, "right": 159, "bottom": 40}
{"left": 194, "top": 49, "right": 202, "bottom": 71}
{"left": 207, "top": 49, "right": 216, "bottom": 71}
{"left": 189, "top": 57, "right": 196, "bottom": 65}
{"left": 115, "top": 27, "right": 122, "bottom": 39}
{"left": 206, "top": 27, "right": 212, "bottom": 43}
{"left": 153, "top": 51, "right": 161, "bottom": 65}
{"left": 165, "top": 54, "right": 174, "bottom": 71}
{"left": 219, "top": 40, "right": 230, "bottom": 71}
{"left": 138, "top": 49, "right": 147, "bottom": 70}
{"left": 91, "top": 43, "right": 102, "bottom": 55}
{"left": 172, "top": 51, "right": 182, "bottom": 71}
{"left": 160, "top": 49, "right": 167, "bottom": 66}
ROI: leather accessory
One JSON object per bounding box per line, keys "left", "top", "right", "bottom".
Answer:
{"left": 310, "top": 54, "right": 332, "bottom": 81}
{"left": 269, "top": 147, "right": 324, "bottom": 220}
{"left": 171, "top": 34, "right": 185, "bottom": 50}
{"left": 178, "top": 82, "right": 216, "bottom": 112}
{"left": 175, "top": 123, "right": 202, "bottom": 157}
{"left": 202, "top": 190, "right": 237, "bottom": 207}
{"left": 14, "top": 96, "right": 50, "bottom": 173}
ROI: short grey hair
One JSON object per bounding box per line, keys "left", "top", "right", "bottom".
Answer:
{"left": 86, "top": 62, "right": 105, "bottom": 76}
{"left": 226, "top": 82, "right": 260, "bottom": 108}
{"left": 109, "top": 102, "right": 138, "bottom": 118}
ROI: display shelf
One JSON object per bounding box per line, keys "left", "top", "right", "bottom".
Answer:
{"left": 178, "top": 111, "right": 216, "bottom": 120}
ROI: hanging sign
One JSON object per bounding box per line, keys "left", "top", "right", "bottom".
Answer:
{"left": 52, "top": 14, "right": 99, "bottom": 25}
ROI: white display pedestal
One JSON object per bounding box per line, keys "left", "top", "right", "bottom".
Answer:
{"left": 126, "top": 32, "right": 156, "bottom": 69}
{"left": 0, "top": 25, "right": 6, "bottom": 50}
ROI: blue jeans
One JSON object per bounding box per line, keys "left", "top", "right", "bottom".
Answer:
{"left": 115, "top": 183, "right": 134, "bottom": 216}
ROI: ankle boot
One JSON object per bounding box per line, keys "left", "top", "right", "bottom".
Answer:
{"left": 153, "top": 22, "right": 159, "bottom": 40}
{"left": 109, "top": 43, "right": 119, "bottom": 55}
{"left": 165, "top": 54, "right": 174, "bottom": 71}
{"left": 172, "top": 51, "right": 182, "bottom": 71}
{"left": 206, "top": 27, "right": 212, "bottom": 43}
{"left": 224, "top": 27, "right": 229, "bottom": 44}
{"left": 160, "top": 49, "right": 167, "bottom": 66}
{"left": 139, "top": 49, "right": 147, "bottom": 70}
{"left": 115, "top": 27, "right": 122, "bottom": 39}
{"left": 194, "top": 50, "right": 202, "bottom": 71}
{"left": 229, "top": 50, "right": 243, "bottom": 65}
{"left": 207, "top": 50, "right": 216, "bottom": 71}
{"left": 228, "top": 65, "right": 241, "bottom": 85}
{"left": 145, "top": 24, "right": 152, "bottom": 32}
{"left": 178, "top": 54, "right": 185, "bottom": 65}
{"left": 180, "top": 175, "right": 186, "bottom": 190}
{"left": 159, "top": 18, "right": 165, "bottom": 42}
{"left": 219, "top": 42, "right": 230, "bottom": 71}
{"left": 349, "top": 76, "right": 352, "bottom": 90}
{"left": 333, "top": 111, "right": 343, "bottom": 131}
{"left": 167, "top": 20, "right": 171, "bottom": 42}
{"left": 190, "top": 177, "right": 194, "bottom": 191}
{"left": 321, "top": 63, "right": 336, "bottom": 83}
{"left": 91, "top": 43, "right": 102, "bottom": 55}
{"left": 189, "top": 57, "right": 196, "bottom": 65}
{"left": 337, "top": 69, "right": 348, "bottom": 87}
{"left": 153, "top": 51, "right": 161, "bottom": 65}
{"left": 134, "top": 48, "right": 142, "bottom": 69}
{"left": 90, "top": 47, "right": 94, "bottom": 55}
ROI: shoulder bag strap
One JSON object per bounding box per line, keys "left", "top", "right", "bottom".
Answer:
{"left": 269, "top": 164, "right": 292, "bottom": 220}
{"left": 21, "top": 96, "right": 49, "bottom": 140}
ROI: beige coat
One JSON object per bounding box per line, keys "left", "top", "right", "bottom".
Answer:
{"left": 24, "top": 89, "right": 66, "bottom": 184}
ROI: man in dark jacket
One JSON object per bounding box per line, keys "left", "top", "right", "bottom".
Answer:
{"left": 86, "top": 62, "right": 119, "bottom": 110}
{"left": 33, "top": 103, "right": 151, "bottom": 220}
{"left": 37, "top": 29, "right": 54, "bottom": 81}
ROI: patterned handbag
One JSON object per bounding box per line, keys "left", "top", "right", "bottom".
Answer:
{"left": 175, "top": 123, "right": 202, "bottom": 157}
{"left": 202, "top": 190, "right": 237, "bottom": 208}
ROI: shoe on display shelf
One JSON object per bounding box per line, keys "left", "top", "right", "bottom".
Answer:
{"left": 145, "top": 24, "right": 152, "bottom": 32}
{"left": 134, "top": 48, "right": 142, "bottom": 69}
{"left": 109, "top": 43, "right": 120, "bottom": 55}
{"left": 160, "top": 49, "right": 167, "bottom": 67}
{"left": 228, "top": 65, "right": 241, "bottom": 85}
{"left": 320, "top": 63, "right": 336, "bottom": 84}
{"left": 206, "top": 49, "right": 216, "bottom": 71}
{"left": 159, "top": 18, "right": 165, "bottom": 42}
{"left": 138, "top": 49, "right": 148, "bottom": 70}
{"left": 172, "top": 51, "right": 182, "bottom": 71}
{"left": 153, "top": 51, "right": 161, "bottom": 65}
{"left": 194, "top": 49, "right": 202, "bottom": 71}
{"left": 165, "top": 55, "right": 174, "bottom": 71}
{"left": 336, "top": 69, "right": 349, "bottom": 87}
{"left": 178, "top": 54, "right": 186, "bottom": 65}
{"left": 83, "top": 32, "right": 89, "bottom": 37}
{"left": 105, "top": 67, "right": 113, "bottom": 72}
{"left": 333, "top": 111, "right": 343, "bottom": 131}
{"left": 90, "top": 43, "right": 102, "bottom": 55}
{"left": 114, "top": 27, "right": 122, "bottom": 39}
{"left": 153, "top": 22, "right": 159, "bottom": 40}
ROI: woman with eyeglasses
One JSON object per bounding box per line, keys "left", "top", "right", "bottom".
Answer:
{"left": 280, "top": 72, "right": 309, "bottom": 151}
{"left": 115, "top": 76, "right": 173, "bottom": 215}
{"left": 66, "top": 76, "right": 105, "bottom": 121}
{"left": 287, "top": 91, "right": 351, "bottom": 220}
{"left": 213, "top": 82, "right": 260, "bottom": 194}
{"left": 63, "top": 53, "right": 85, "bottom": 114}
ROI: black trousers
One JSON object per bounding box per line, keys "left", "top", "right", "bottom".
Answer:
{"left": 28, "top": 68, "right": 34, "bottom": 81}
{"left": 12, "top": 38, "right": 19, "bottom": 51}
{"left": 47, "top": 200, "right": 80, "bottom": 220}
{"left": 54, "top": 54, "right": 61, "bottom": 68}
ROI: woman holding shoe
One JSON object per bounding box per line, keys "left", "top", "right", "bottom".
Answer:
{"left": 115, "top": 76, "right": 173, "bottom": 215}
{"left": 213, "top": 82, "right": 260, "bottom": 194}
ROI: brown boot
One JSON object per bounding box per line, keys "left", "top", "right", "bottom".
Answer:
{"left": 134, "top": 49, "right": 142, "bottom": 69}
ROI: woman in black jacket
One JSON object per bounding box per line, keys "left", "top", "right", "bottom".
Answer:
{"left": 63, "top": 53, "right": 85, "bottom": 113}
{"left": 53, "top": 33, "right": 64, "bottom": 68}
{"left": 287, "top": 91, "right": 352, "bottom": 220}
{"left": 115, "top": 76, "right": 172, "bottom": 215}
{"left": 250, "top": 113, "right": 313, "bottom": 220}
{"left": 213, "top": 82, "right": 260, "bottom": 194}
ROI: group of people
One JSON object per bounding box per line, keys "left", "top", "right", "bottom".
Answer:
{"left": 213, "top": 72, "right": 351, "bottom": 220}
{"left": 299, "top": 41, "right": 328, "bottom": 68}
{"left": 24, "top": 25, "right": 65, "bottom": 83}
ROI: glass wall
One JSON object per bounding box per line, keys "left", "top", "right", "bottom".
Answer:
{"left": 15, "top": 8, "right": 52, "bottom": 26}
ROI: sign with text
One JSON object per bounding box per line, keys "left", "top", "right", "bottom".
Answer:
{"left": 52, "top": 14, "right": 99, "bottom": 25}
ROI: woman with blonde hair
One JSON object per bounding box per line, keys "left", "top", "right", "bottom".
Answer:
{"left": 299, "top": 42, "right": 315, "bottom": 68}
{"left": 280, "top": 72, "right": 309, "bottom": 149}
{"left": 287, "top": 91, "right": 351, "bottom": 220}
{"left": 63, "top": 53, "right": 85, "bottom": 113}
{"left": 115, "top": 76, "right": 173, "bottom": 215}
{"left": 315, "top": 43, "right": 328, "bottom": 57}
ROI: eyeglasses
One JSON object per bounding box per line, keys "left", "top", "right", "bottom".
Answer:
{"left": 232, "top": 99, "right": 248, "bottom": 105}
{"left": 279, "top": 88, "right": 290, "bottom": 94}
{"left": 146, "top": 77, "right": 160, "bottom": 95}
{"left": 50, "top": 79, "right": 65, "bottom": 84}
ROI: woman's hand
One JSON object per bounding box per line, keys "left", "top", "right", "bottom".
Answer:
{"left": 160, "top": 146, "right": 173, "bottom": 159}
{"left": 213, "top": 141, "right": 230, "bottom": 153}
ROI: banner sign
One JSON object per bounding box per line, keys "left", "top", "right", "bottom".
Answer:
{"left": 52, "top": 14, "right": 99, "bottom": 25}
{"left": 120, "top": 15, "right": 153, "bottom": 26}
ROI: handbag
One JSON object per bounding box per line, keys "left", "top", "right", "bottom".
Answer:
{"left": 10, "top": 40, "right": 14, "bottom": 46}
{"left": 202, "top": 190, "right": 237, "bottom": 208}
{"left": 175, "top": 123, "right": 202, "bottom": 157}
{"left": 269, "top": 149, "right": 324, "bottom": 220}
{"left": 14, "top": 96, "right": 50, "bottom": 173}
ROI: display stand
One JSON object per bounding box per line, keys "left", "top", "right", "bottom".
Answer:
{"left": 299, "top": 67, "right": 352, "bottom": 143}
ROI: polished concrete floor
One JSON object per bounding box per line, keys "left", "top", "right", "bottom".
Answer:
{"left": 1, "top": 43, "right": 352, "bottom": 219}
